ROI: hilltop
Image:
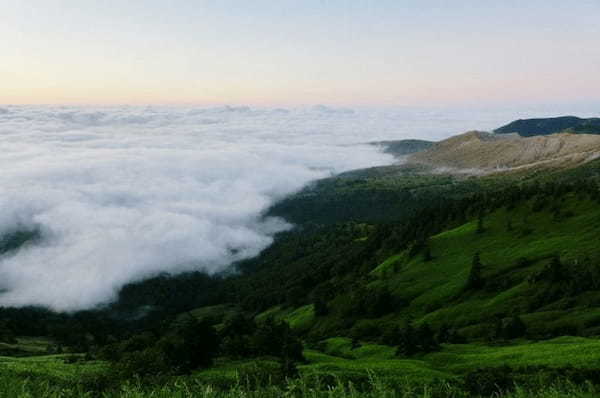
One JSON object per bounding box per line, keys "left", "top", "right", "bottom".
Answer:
{"left": 407, "top": 130, "right": 600, "bottom": 173}
{"left": 495, "top": 116, "right": 600, "bottom": 136}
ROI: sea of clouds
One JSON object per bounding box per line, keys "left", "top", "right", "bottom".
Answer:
{"left": 0, "top": 104, "right": 593, "bottom": 311}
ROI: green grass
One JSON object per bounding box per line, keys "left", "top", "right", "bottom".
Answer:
{"left": 0, "top": 369, "right": 597, "bottom": 397}
{"left": 0, "top": 354, "right": 106, "bottom": 381}
{"left": 369, "top": 194, "right": 600, "bottom": 334}
{"left": 3, "top": 337, "right": 600, "bottom": 396}
{"left": 0, "top": 336, "right": 55, "bottom": 357}
{"left": 319, "top": 337, "right": 396, "bottom": 360}
{"left": 255, "top": 304, "right": 316, "bottom": 332}
{"left": 194, "top": 336, "right": 600, "bottom": 387}
{"left": 187, "top": 304, "right": 240, "bottom": 328}
{"left": 302, "top": 349, "right": 450, "bottom": 384}
{"left": 426, "top": 337, "right": 600, "bottom": 373}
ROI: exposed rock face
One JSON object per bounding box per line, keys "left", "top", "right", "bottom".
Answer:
{"left": 495, "top": 116, "right": 600, "bottom": 137}
{"left": 407, "top": 131, "right": 600, "bottom": 174}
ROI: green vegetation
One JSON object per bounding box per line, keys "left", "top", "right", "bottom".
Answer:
{"left": 4, "top": 155, "right": 600, "bottom": 395}
{"left": 3, "top": 338, "right": 600, "bottom": 396}
{"left": 494, "top": 116, "right": 600, "bottom": 136}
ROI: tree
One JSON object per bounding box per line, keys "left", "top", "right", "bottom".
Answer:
{"left": 0, "top": 321, "right": 17, "bottom": 344}
{"left": 116, "top": 347, "right": 170, "bottom": 378}
{"left": 221, "top": 313, "right": 256, "bottom": 337}
{"left": 363, "top": 288, "right": 394, "bottom": 318}
{"left": 490, "top": 316, "right": 504, "bottom": 341}
{"left": 313, "top": 296, "right": 329, "bottom": 317}
{"left": 312, "top": 283, "right": 332, "bottom": 316}
{"left": 251, "top": 318, "right": 304, "bottom": 363}
{"left": 423, "top": 242, "right": 433, "bottom": 262}
{"left": 436, "top": 323, "right": 451, "bottom": 344}
{"left": 502, "top": 315, "right": 527, "bottom": 340}
{"left": 285, "top": 286, "right": 305, "bottom": 308}
{"left": 152, "top": 316, "right": 220, "bottom": 374}
{"left": 531, "top": 254, "right": 567, "bottom": 284}
{"left": 466, "top": 252, "right": 484, "bottom": 290}
{"left": 547, "top": 255, "right": 565, "bottom": 282}
{"left": 395, "top": 322, "right": 417, "bottom": 357}
{"left": 220, "top": 313, "right": 256, "bottom": 358}
{"left": 416, "top": 323, "right": 439, "bottom": 353}
{"left": 506, "top": 218, "right": 513, "bottom": 232}
{"left": 476, "top": 213, "right": 485, "bottom": 234}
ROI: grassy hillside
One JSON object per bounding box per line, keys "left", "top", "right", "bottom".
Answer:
{"left": 231, "top": 161, "right": 600, "bottom": 344}
{"left": 369, "top": 192, "right": 600, "bottom": 338}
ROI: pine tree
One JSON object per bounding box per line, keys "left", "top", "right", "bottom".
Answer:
{"left": 506, "top": 218, "right": 513, "bottom": 232}
{"left": 548, "top": 254, "right": 565, "bottom": 282}
{"left": 436, "top": 323, "right": 450, "bottom": 344}
{"left": 476, "top": 213, "right": 485, "bottom": 234}
{"left": 502, "top": 315, "right": 527, "bottom": 339}
{"left": 491, "top": 316, "right": 503, "bottom": 341}
{"left": 416, "top": 323, "right": 439, "bottom": 352}
{"left": 466, "top": 252, "right": 484, "bottom": 290}
{"left": 423, "top": 245, "right": 433, "bottom": 262}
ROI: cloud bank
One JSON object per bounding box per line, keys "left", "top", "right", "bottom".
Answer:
{"left": 0, "top": 105, "right": 400, "bottom": 311}
{"left": 0, "top": 104, "right": 559, "bottom": 311}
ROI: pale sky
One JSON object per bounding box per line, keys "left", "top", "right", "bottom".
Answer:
{"left": 2, "top": 0, "right": 600, "bottom": 106}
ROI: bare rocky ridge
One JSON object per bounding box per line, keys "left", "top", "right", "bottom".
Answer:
{"left": 407, "top": 131, "right": 600, "bottom": 174}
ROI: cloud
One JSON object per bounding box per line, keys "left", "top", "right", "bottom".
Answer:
{"left": 310, "top": 104, "right": 355, "bottom": 114}
{"left": 0, "top": 104, "right": 539, "bottom": 311}
{"left": 0, "top": 105, "right": 402, "bottom": 312}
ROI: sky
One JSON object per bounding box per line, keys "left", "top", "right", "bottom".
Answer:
{"left": 2, "top": 0, "right": 600, "bottom": 106}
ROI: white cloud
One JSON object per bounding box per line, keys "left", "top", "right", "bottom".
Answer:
{"left": 0, "top": 104, "right": 540, "bottom": 311}
{"left": 0, "top": 105, "right": 401, "bottom": 311}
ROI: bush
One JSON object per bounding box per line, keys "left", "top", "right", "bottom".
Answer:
{"left": 115, "top": 347, "right": 171, "bottom": 378}
{"left": 463, "top": 366, "right": 514, "bottom": 396}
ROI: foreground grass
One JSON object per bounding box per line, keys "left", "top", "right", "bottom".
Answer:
{"left": 4, "top": 336, "right": 600, "bottom": 396}
{"left": 0, "top": 373, "right": 598, "bottom": 398}
{"left": 0, "top": 355, "right": 107, "bottom": 384}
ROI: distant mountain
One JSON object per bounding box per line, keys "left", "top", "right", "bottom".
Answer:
{"left": 407, "top": 130, "right": 600, "bottom": 173}
{"left": 495, "top": 116, "right": 600, "bottom": 136}
{"left": 371, "top": 139, "right": 434, "bottom": 157}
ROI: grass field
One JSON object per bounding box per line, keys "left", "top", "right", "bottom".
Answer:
{"left": 1, "top": 345, "right": 599, "bottom": 397}
{"left": 0, "top": 337, "right": 54, "bottom": 357}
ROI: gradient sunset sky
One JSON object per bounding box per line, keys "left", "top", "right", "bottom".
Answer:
{"left": 3, "top": 0, "right": 600, "bottom": 106}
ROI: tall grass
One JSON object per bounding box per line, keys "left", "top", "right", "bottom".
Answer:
{"left": 0, "top": 372, "right": 597, "bottom": 398}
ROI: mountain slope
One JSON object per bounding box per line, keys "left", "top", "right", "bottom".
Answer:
{"left": 371, "top": 193, "right": 600, "bottom": 339}
{"left": 495, "top": 116, "right": 600, "bottom": 136}
{"left": 407, "top": 131, "right": 600, "bottom": 173}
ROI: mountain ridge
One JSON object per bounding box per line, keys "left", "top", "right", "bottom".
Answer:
{"left": 495, "top": 116, "right": 600, "bottom": 136}
{"left": 406, "top": 130, "right": 600, "bottom": 174}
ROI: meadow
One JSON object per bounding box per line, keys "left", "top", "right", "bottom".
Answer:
{"left": 2, "top": 334, "right": 600, "bottom": 397}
